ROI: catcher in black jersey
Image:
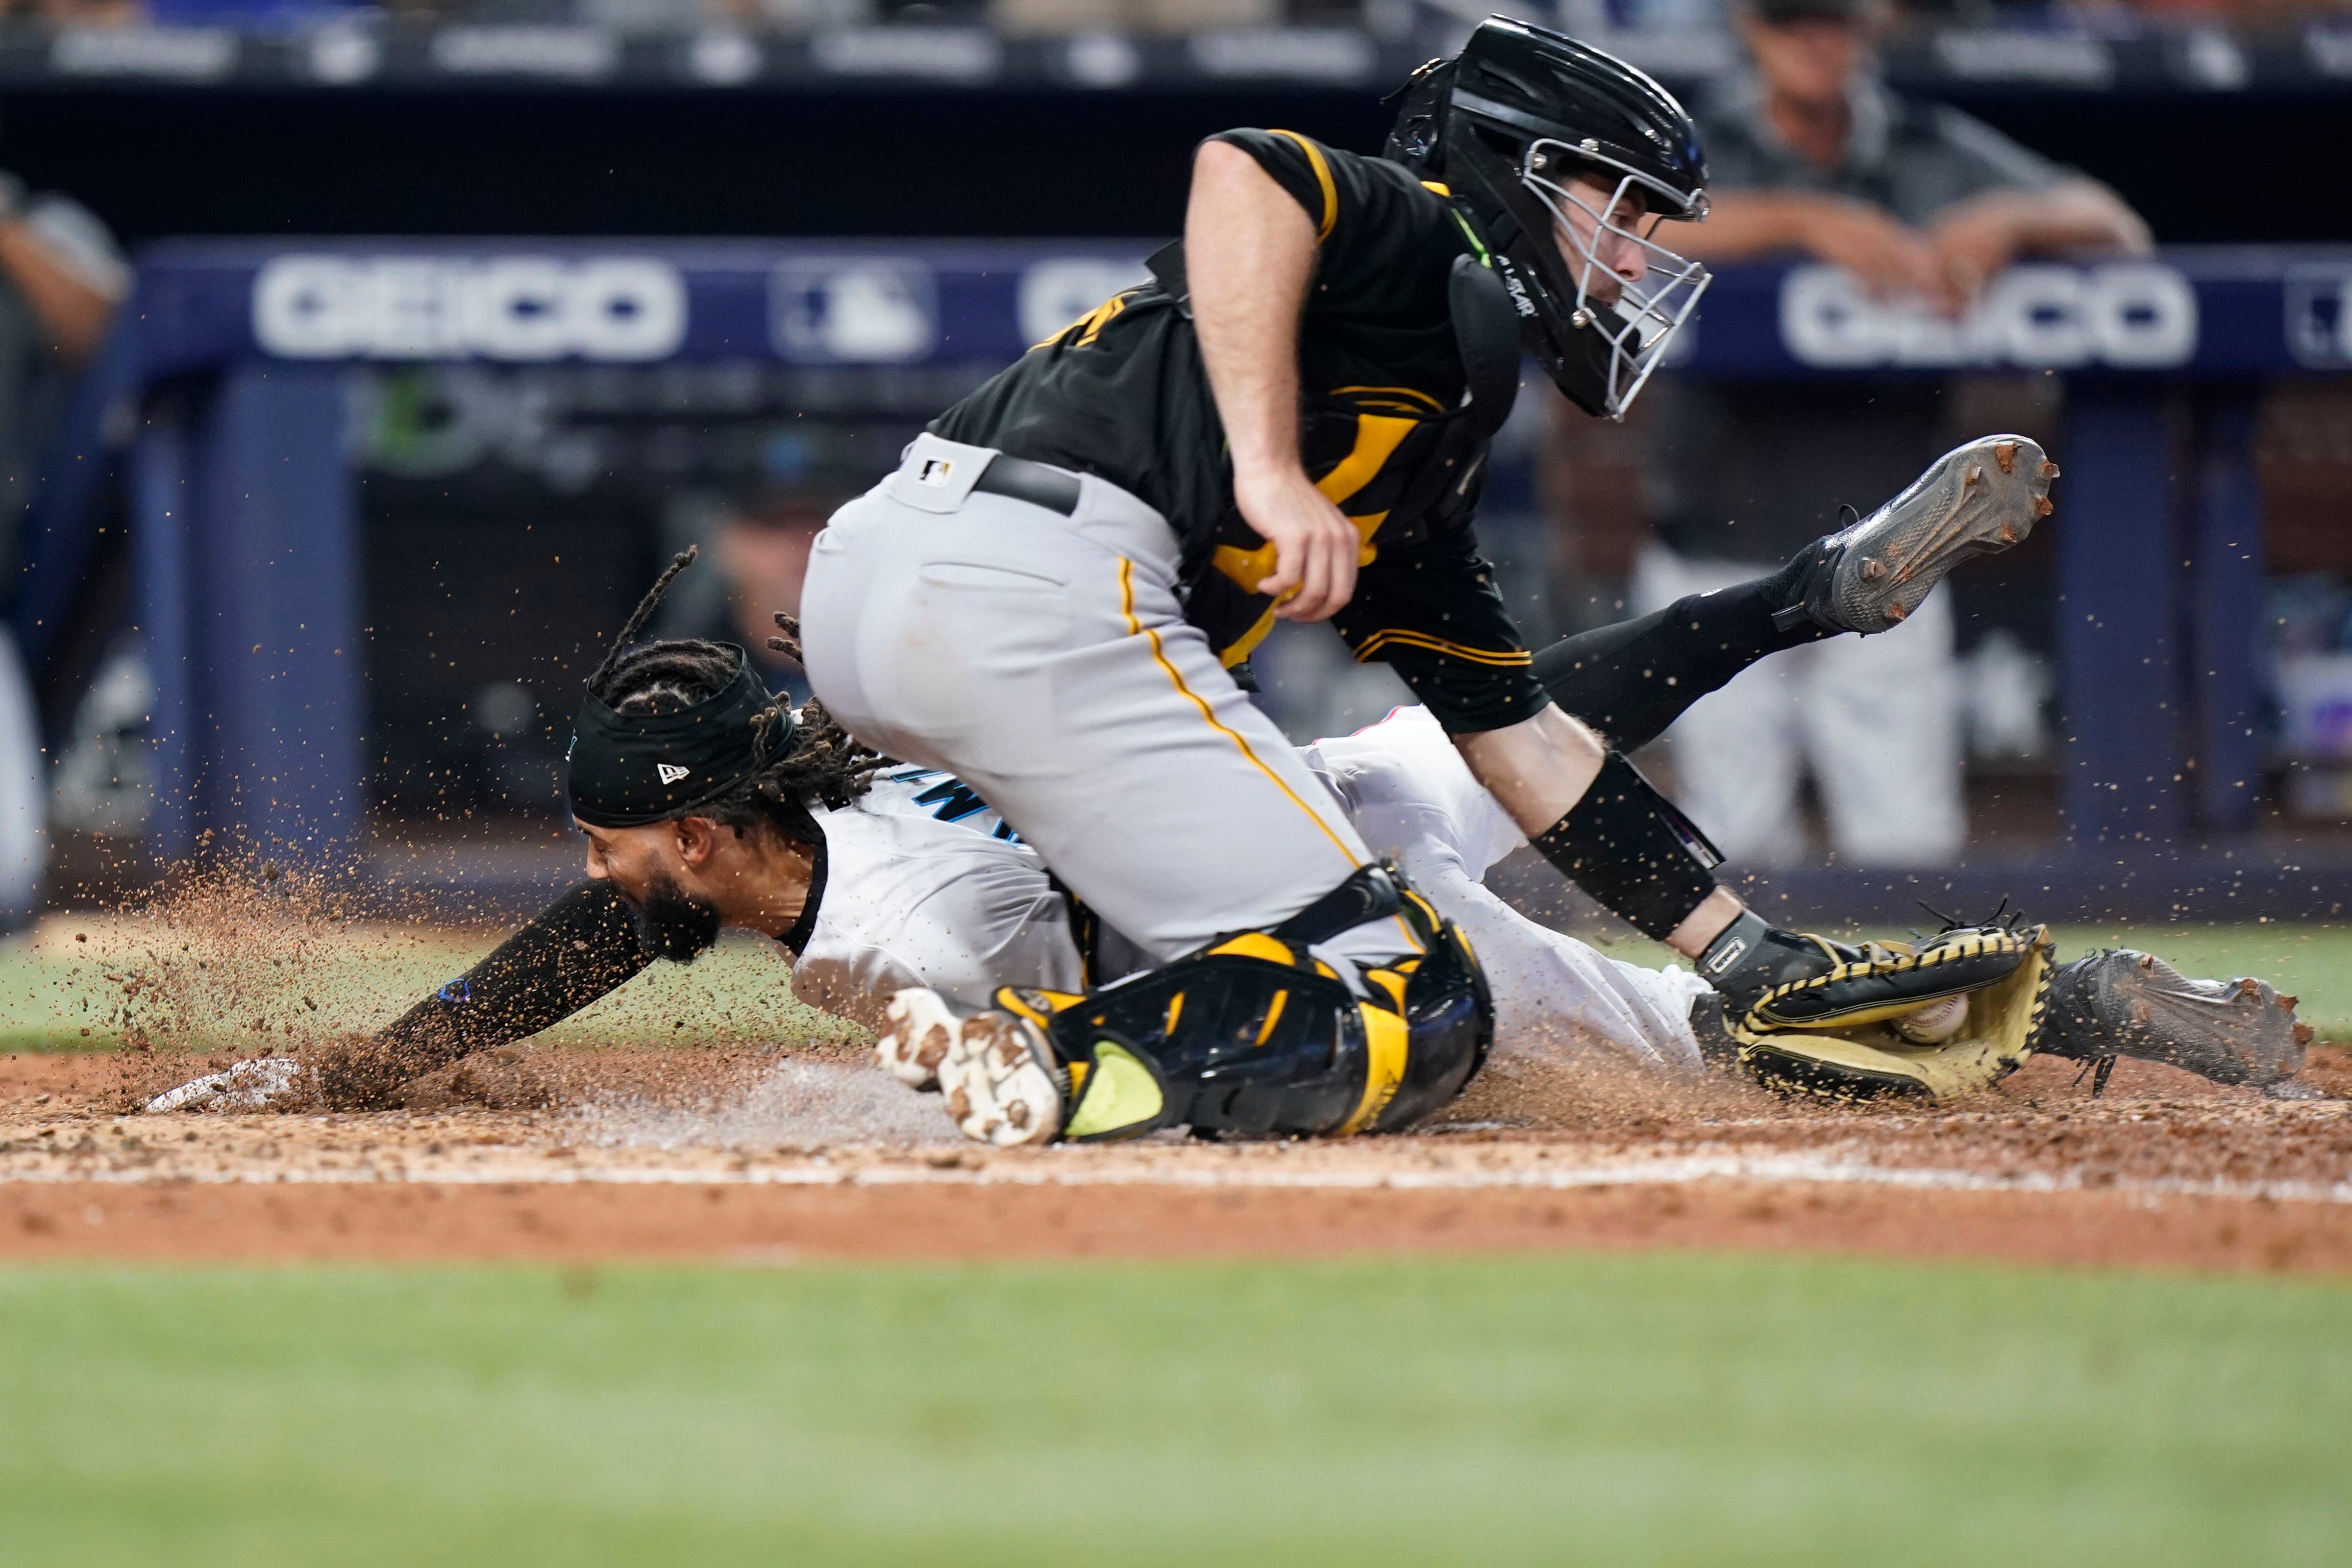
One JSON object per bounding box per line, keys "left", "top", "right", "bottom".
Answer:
{"left": 791, "top": 19, "right": 2057, "bottom": 1146}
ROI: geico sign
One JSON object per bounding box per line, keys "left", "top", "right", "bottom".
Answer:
{"left": 1781, "top": 263, "right": 2196, "bottom": 370}
{"left": 252, "top": 255, "right": 687, "bottom": 361}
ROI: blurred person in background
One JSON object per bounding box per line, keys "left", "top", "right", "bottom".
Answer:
{"left": 656, "top": 483, "right": 847, "bottom": 705}
{"left": 1638, "top": 0, "right": 2147, "bottom": 868}
{"left": 0, "top": 163, "right": 127, "bottom": 928}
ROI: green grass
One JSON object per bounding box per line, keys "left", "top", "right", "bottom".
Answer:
{"left": 0, "top": 927, "right": 858, "bottom": 1055}
{"left": 7, "top": 919, "right": 2351, "bottom": 1055}
{"left": 2, "top": 1253, "right": 2348, "bottom": 1565}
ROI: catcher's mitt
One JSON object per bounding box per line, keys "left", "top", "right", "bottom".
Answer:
{"left": 1730, "top": 923, "right": 2055, "bottom": 1102}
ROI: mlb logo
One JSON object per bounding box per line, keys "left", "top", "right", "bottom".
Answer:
{"left": 769, "top": 259, "right": 937, "bottom": 364}
{"left": 2286, "top": 265, "right": 2352, "bottom": 368}
{"left": 657, "top": 763, "right": 690, "bottom": 785}
{"left": 917, "top": 457, "right": 955, "bottom": 487}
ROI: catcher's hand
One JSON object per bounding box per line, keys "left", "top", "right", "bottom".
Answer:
{"left": 1730, "top": 923, "right": 2056, "bottom": 1102}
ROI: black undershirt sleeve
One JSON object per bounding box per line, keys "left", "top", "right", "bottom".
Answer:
{"left": 317, "top": 881, "right": 650, "bottom": 1107}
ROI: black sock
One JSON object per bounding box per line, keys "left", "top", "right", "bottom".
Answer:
{"left": 1532, "top": 552, "right": 1838, "bottom": 752}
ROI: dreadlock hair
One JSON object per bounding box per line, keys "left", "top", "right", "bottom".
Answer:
{"left": 588, "top": 548, "right": 886, "bottom": 842}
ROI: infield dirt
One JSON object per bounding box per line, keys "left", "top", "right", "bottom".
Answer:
{"left": 7, "top": 1038, "right": 2351, "bottom": 1275}
{"left": 6, "top": 874, "right": 2349, "bottom": 1277}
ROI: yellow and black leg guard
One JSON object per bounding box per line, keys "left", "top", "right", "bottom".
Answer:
{"left": 995, "top": 865, "right": 1493, "bottom": 1141}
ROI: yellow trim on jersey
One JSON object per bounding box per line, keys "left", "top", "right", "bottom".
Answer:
{"left": 1209, "top": 505, "right": 1390, "bottom": 672}
{"left": 1207, "top": 409, "right": 1413, "bottom": 607}
{"left": 1210, "top": 505, "right": 1387, "bottom": 603}
{"left": 1118, "top": 556, "right": 1362, "bottom": 867}
{"left": 1215, "top": 601, "right": 1282, "bottom": 671}
{"left": 1420, "top": 180, "right": 1452, "bottom": 197}
{"left": 1270, "top": 128, "right": 1338, "bottom": 243}
{"left": 1332, "top": 385, "right": 1446, "bottom": 413}
{"left": 1205, "top": 411, "right": 1416, "bottom": 669}
{"left": 1353, "top": 629, "right": 1534, "bottom": 667}
{"left": 1036, "top": 289, "right": 1134, "bottom": 351}
{"left": 1312, "top": 414, "right": 1418, "bottom": 505}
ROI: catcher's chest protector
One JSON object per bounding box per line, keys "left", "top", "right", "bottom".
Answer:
{"left": 998, "top": 883, "right": 1493, "bottom": 1141}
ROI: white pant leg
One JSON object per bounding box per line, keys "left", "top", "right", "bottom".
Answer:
{"left": 1798, "top": 587, "right": 1966, "bottom": 866}
{"left": 800, "top": 462, "right": 1408, "bottom": 970}
{"left": 1383, "top": 814, "right": 1707, "bottom": 1072}
{"left": 1631, "top": 546, "right": 1806, "bottom": 867}
{"left": 0, "top": 632, "right": 47, "bottom": 929}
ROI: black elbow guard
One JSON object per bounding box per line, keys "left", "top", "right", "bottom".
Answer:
{"left": 1528, "top": 752, "right": 1722, "bottom": 941}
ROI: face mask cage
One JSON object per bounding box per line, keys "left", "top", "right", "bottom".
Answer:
{"left": 1520, "top": 140, "right": 1712, "bottom": 418}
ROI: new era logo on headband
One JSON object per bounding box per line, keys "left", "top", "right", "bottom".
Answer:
{"left": 656, "top": 763, "right": 691, "bottom": 785}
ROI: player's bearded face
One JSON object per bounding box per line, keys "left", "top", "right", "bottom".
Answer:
{"left": 575, "top": 817, "right": 723, "bottom": 963}
{"left": 624, "top": 866, "right": 723, "bottom": 964}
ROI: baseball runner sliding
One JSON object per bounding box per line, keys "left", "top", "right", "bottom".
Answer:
{"left": 141, "top": 20, "right": 2315, "bottom": 1129}
{"left": 144, "top": 556, "right": 2312, "bottom": 1117}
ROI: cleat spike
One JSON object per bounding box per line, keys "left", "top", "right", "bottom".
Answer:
{"left": 2237, "top": 977, "right": 2263, "bottom": 998}
{"left": 2040, "top": 459, "right": 2060, "bottom": 479}
{"left": 1812, "top": 437, "right": 2068, "bottom": 636}
{"left": 1883, "top": 598, "right": 1908, "bottom": 623}
{"left": 2279, "top": 995, "right": 2300, "bottom": 1011}
{"left": 2294, "top": 1023, "right": 2316, "bottom": 1047}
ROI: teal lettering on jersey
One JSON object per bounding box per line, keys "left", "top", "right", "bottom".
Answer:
{"left": 888, "top": 768, "right": 1023, "bottom": 842}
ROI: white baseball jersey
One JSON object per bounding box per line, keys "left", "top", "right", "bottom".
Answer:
{"left": 789, "top": 766, "right": 1083, "bottom": 1032}
{"left": 791, "top": 708, "right": 1706, "bottom": 1071}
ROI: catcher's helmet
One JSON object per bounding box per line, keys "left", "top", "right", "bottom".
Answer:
{"left": 1386, "top": 18, "right": 1711, "bottom": 420}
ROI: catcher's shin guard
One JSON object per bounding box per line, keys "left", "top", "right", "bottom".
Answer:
{"left": 992, "top": 864, "right": 1493, "bottom": 1143}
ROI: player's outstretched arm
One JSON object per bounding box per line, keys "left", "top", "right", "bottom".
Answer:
{"left": 144, "top": 880, "right": 652, "bottom": 1115}
{"left": 330, "top": 879, "right": 652, "bottom": 1105}
{"left": 1187, "top": 139, "right": 1361, "bottom": 622}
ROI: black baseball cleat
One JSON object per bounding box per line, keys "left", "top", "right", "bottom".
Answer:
{"left": 1772, "top": 434, "right": 2058, "bottom": 636}
{"left": 2038, "top": 950, "right": 2317, "bottom": 1097}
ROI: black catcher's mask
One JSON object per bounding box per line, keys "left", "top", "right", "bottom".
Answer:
{"left": 1386, "top": 17, "right": 1711, "bottom": 420}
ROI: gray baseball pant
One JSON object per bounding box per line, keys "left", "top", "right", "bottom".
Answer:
{"left": 799, "top": 434, "right": 1418, "bottom": 971}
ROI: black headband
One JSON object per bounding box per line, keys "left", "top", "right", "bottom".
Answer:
{"left": 566, "top": 646, "right": 791, "bottom": 827}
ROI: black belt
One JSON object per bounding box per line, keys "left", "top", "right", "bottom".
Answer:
{"left": 972, "top": 454, "right": 1082, "bottom": 516}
